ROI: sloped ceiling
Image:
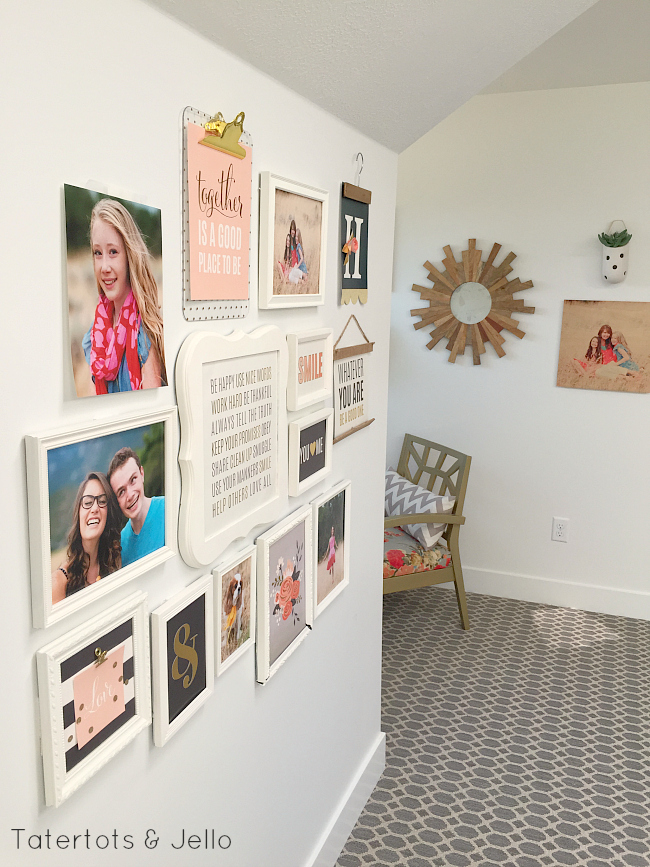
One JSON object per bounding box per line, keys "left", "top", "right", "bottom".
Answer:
{"left": 144, "top": 0, "right": 599, "bottom": 152}
{"left": 485, "top": 0, "right": 650, "bottom": 93}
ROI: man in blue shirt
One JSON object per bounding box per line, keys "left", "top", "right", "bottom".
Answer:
{"left": 108, "top": 447, "right": 165, "bottom": 567}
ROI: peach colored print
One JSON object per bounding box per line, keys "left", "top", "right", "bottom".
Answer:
{"left": 73, "top": 646, "right": 126, "bottom": 749}
{"left": 187, "top": 122, "right": 251, "bottom": 302}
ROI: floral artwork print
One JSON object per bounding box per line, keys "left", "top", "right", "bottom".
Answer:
{"left": 272, "top": 550, "right": 302, "bottom": 625}
{"left": 268, "top": 521, "right": 306, "bottom": 665}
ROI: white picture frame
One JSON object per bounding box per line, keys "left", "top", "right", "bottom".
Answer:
{"left": 176, "top": 326, "right": 288, "bottom": 568}
{"left": 286, "top": 328, "right": 333, "bottom": 412}
{"left": 151, "top": 574, "right": 214, "bottom": 747}
{"left": 36, "top": 591, "right": 151, "bottom": 807}
{"left": 259, "top": 172, "right": 328, "bottom": 309}
{"left": 311, "top": 480, "right": 351, "bottom": 618}
{"left": 213, "top": 545, "right": 257, "bottom": 676}
{"left": 256, "top": 506, "right": 313, "bottom": 683}
{"left": 26, "top": 408, "right": 177, "bottom": 629}
{"left": 288, "top": 407, "right": 333, "bottom": 497}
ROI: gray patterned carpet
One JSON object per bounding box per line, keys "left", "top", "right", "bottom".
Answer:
{"left": 336, "top": 587, "right": 650, "bottom": 867}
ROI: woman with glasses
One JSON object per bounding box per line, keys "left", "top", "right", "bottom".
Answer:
{"left": 51, "top": 472, "right": 122, "bottom": 604}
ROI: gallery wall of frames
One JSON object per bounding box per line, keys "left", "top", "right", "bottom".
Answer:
{"left": 2, "top": 3, "right": 398, "bottom": 864}
{"left": 31, "top": 125, "right": 372, "bottom": 802}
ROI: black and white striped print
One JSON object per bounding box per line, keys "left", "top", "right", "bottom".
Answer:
{"left": 60, "top": 619, "right": 135, "bottom": 773}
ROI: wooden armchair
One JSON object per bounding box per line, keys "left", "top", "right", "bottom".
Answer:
{"left": 383, "top": 434, "right": 471, "bottom": 630}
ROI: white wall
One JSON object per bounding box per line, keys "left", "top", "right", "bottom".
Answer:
{"left": 0, "top": 2, "right": 397, "bottom": 864}
{"left": 389, "top": 82, "right": 650, "bottom": 619}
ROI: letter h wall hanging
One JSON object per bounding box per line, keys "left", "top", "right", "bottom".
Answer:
{"left": 340, "top": 174, "right": 371, "bottom": 305}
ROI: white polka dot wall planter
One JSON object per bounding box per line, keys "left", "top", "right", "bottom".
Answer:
{"left": 599, "top": 220, "right": 631, "bottom": 284}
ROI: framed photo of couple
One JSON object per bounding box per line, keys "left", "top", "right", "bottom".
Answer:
{"left": 258, "top": 172, "right": 328, "bottom": 309}
{"left": 26, "top": 408, "right": 177, "bottom": 629}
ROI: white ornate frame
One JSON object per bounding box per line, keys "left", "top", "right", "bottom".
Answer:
{"left": 176, "top": 326, "right": 288, "bottom": 568}
{"left": 311, "top": 479, "right": 351, "bottom": 618}
{"left": 36, "top": 591, "right": 151, "bottom": 807}
{"left": 26, "top": 408, "right": 178, "bottom": 629}
{"left": 213, "top": 544, "right": 257, "bottom": 676}
{"left": 258, "top": 172, "right": 328, "bottom": 309}
{"left": 256, "top": 505, "right": 313, "bottom": 684}
{"left": 288, "top": 406, "right": 334, "bottom": 497}
{"left": 151, "top": 574, "right": 214, "bottom": 747}
{"left": 286, "top": 328, "right": 333, "bottom": 412}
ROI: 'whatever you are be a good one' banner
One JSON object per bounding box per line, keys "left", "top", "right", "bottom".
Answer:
{"left": 187, "top": 122, "right": 251, "bottom": 302}
{"left": 333, "top": 315, "right": 375, "bottom": 444}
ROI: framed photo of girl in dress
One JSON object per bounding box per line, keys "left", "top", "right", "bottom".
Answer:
{"left": 63, "top": 184, "right": 167, "bottom": 398}
{"left": 258, "top": 173, "right": 328, "bottom": 309}
{"left": 26, "top": 409, "right": 177, "bottom": 628}
{"left": 311, "top": 480, "right": 351, "bottom": 617}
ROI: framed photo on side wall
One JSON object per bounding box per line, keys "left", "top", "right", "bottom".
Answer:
{"left": 288, "top": 407, "right": 333, "bottom": 497}
{"left": 213, "top": 545, "right": 256, "bottom": 676}
{"left": 311, "top": 480, "right": 351, "bottom": 617}
{"left": 36, "top": 591, "right": 150, "bottom": 807}
{"left": 26, "top": 408, "right": 177, "bottom": 629}
{"left": 556, "top": 300, "right": 650, "bottom": 394}
{"left": 151, "top": 575, "right": 214, "bottom": 747}
{"left": 259, "top": 173, "right": 328, "bottom": 309}
{"left": 256, "top": 506, "right": 313, "bottom": 683}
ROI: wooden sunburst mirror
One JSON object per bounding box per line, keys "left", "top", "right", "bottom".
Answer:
{"left": 411, "top": 240, "right": 534, "bottom": 364}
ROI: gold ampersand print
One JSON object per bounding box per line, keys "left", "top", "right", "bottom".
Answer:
{"left": 171, "top": 623, "right": 199, "bottom": 689}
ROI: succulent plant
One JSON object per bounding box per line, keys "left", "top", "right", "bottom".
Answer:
{"left": 598, "top": 229, "right": 632, "bottom": 247}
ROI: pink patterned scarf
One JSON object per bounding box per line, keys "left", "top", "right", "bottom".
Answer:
{"left": 90, "top": 290, "right": 142, "bottom": 394}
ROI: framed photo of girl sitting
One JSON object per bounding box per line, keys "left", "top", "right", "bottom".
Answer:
{"left": 258, "top": 173, "right": 328, "bottom": 309}
{"left": 557, "top": 300, "right": 650, "bottom": 394}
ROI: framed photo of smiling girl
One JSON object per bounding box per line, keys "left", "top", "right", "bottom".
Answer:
{"left": 63, "top": 184, "right": 167, "bottom": 398}
{"left": 25, "top": 409, "right": 177, "bottom": 628}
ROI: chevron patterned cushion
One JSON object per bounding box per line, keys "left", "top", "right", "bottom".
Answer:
{"left": 385, "top": 469, "right": 455, "bottom": 548}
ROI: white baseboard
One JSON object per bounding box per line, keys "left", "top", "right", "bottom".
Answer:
{"left": 306, "top": 730, "right": 386, "bottom": 867}
{"left": 464, "top": 566, "right": 650, "bottom": 620}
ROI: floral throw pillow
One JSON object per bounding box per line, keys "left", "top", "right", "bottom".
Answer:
{"left": 385, "top": 469, "right": 455, "bottom": 548}
{"left": 383, "top": 527, "right": 451, "bottom": 578}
